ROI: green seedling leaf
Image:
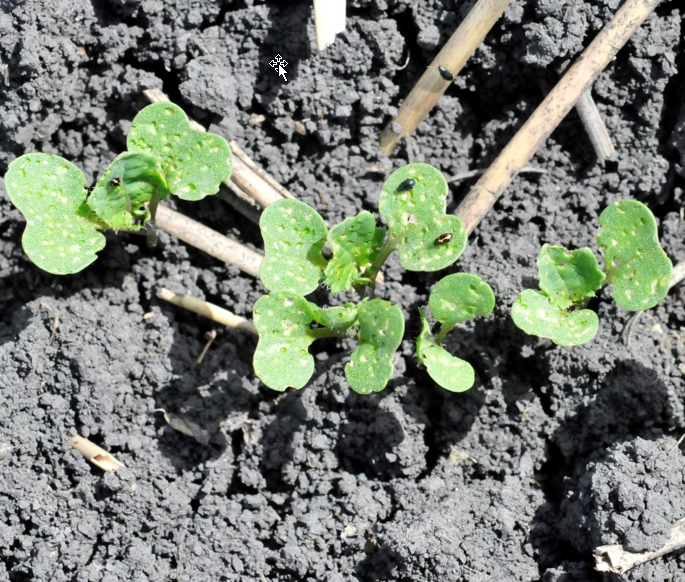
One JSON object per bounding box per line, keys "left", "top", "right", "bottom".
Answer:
{"left": 429, "top": 273, "right": 495, "bottom": 328}
{"left": 416, "top": 309, "right": 475, "bottom": 392}
{"left": 127, "top": 102, "right": 232, "bottom": 201}
{"left": 87, "top": 152, "right": 168, "bottom": 230}
{"left": 511, "top": 289, "right": 599, "bottom": 346}
{"left": 259, "top": 199, "right": 328, "bottom": 295}
{"left": 379, "top": 163, "right": 467, "bottom": 271}
{"left": 4, "top": 153, "right": 106, "bottom": 275}
{"left": 252, "top": 292, "right": 317, "bottom": 391}
{"left": 596, "top": 199, "right": 673, "bottom": 311}
{"left": 310, "top": 303, "right": 359, "bottom": 332}
{"left": 345, "top": 299, "right": 404, "bottom": 395}
{"left": 324, "top": 211, "right": 386, "bottom": 292}
{"left": 537, "top": 245, "right": 605, "bottom": 309}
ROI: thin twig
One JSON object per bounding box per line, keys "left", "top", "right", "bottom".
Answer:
{"left": 154, "top": 205, "right": 263, "bottom": 278}
{"left": 574, "top": 89, "right": 616, "bottom": 164}
{"left": 379, "top": 0, "right": 513, "bottom": 156}
{"left": 455, "top": 0, "right": 662, "bottom": 235}
{"left": 157, "top": 288, "right": 258, "bottom": 335}
{"left": 196, "top": 329, "right": 218, "bottom": 364}
{"left": 595, "top": 518, "right": 685, "bottom": 574}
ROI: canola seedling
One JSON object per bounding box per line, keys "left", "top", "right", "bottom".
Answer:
{"left": 4, "top": 102, "right": 232, "bottom": 274}
{"left": 511, "top": 200, "right": 672, "bottom": 346}
{"left": 253, "top": 163, "right": 495, "bottom": 394}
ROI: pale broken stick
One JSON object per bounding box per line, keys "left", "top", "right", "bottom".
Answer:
{"left": 143, "top": 88, "right": 291, "bottom": 208}
{"left": 456, "top": 0, "right": 662, "bottom": 235}
{"left": 594, "top": 518, "right": 685, "bottom": 574}
{"left": 70, "top": 435, "right": 124, "bottom": 472}
{"left": 154, "top": 204, "right": 263, "bottom": 278}
{"left": 313, "top": 0, "right": 346, "bottom": 52}
{"left": 157, "top": 287, "right": 258, "bottom": 335}
{"left": 575, "top": 89, "right": 616, "bottom": 164}
{"left": 379, "top": 0, "right": 513, "bottom": 156}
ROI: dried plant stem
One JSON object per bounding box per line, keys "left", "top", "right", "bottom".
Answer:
{"left": 456, "top": 0, "right": 661, "bottom": 235}
{"left": 229, "top": 141, "right": 294, "bottom": 201}
{"left": 154, "top": 205, "right": 263, "bottom": 278}
{"left": 70, "top": 435, "right": 124, "bottom": 472}
{"left": 595, "top": 518, "right": 685, "bottom": 574}
{"left": 575, "top": 89, "right": 616, "bottom": 163}
{"left": 143, "top": 89, "right": 290, "bottom": 208}
{"left": 313, "top": 0, "right": 346, "bottom": 51}
{"left": 157, "top": 288, "right": 258, "bottom": 335}
{"left": 379, "top": 0, "right": 512, "bottom": 156}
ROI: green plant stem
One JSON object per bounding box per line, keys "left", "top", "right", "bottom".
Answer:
{"left": 360, "top": 233, "right": 402, "bottom": 297}
{"left": 434, "top": 322, "right": 455, "bottom": 345}
{"left": 307, "top": 326, "right": 349, "bottom": 340}
{"left": 148, "top": 192, "right": 162, "bottom": 223}
{"left": 145, "top": 193, "right": 162, "bottom": 248}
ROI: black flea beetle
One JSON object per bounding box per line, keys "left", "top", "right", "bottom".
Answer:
{"left": 396, "top": 178, "right": 416, "bottom": 192}
{"left": 434, "top": 232, "right": 453, "bottom": 245}
{"left": 438, "top": 66, "right": 454, "bottom": 81}
{"left": 109, "top": 178, "right": 122, "bottom": 187}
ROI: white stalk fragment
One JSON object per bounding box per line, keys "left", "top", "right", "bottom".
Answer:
{"left": 595, "top": 518, "right": 685, "bottom": 574}
{"left": 157, "top": 288, "right": 258, "bottom": 335}
{"left": 70, "top": 435, "right": 124, "bottom": 472}
{"left": 313, "top": 0, "right": 346, "bottom": 51}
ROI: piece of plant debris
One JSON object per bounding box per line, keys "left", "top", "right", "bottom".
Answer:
{"left": 253, "top": 163, "right": 495, "bottom": 393}
{"left": 4, "top": 102, "right": 232, "bottom": 274}
{"left": 511, "top": 200, "right": 672, "bottom": 346}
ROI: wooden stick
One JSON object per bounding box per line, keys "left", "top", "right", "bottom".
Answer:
{"left": 379, "top": 0, "right": 513, "bottom": 156}
{"left": 595, "top": 518, "right": 685, "bottom": 574}
{"left": 154, "top": 204, "right": 263, "bottom": 278}
{"left": 313, "top": 0, "right": 346, "bottom": 51}
{"left": 575, "top": 89, "right": 616, "bottom": 164}
{"left": 143, "top": 89, "right": 289, "bottom": 207}
{"left": 70, "top": 435, "right": 124, "bottom": 472}
{"left": 456, "top": 0, "right": 662, "bottom": 235}
{"left": 157, "top": 288, "right": 258, "bottom": 335}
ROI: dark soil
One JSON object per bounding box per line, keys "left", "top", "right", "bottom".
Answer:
{"left": 1, "top": 0, "right": 684, "bottom": 580}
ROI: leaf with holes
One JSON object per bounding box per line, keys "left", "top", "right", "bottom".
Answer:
{"left": 511, "top": 289, "right": 599, "bottom": 346}
{"left": 310, "top": 302, "right": 359, "bottom": 332}
{"left": 416, "top": 309, "right": 475, "bottom": 392}
{"left": 345, "top": 299, "right": 404, "bottom": 394}
{"left": 537, "top": 244, "right": 605, "bottom": 309}
{"left": 4, "top": 153, "right": 106, "bottom": 275}
{"left": 379, "top": 163, "right": 467, "bottom": 271}
{"left": 87, "top": 152, "right": 168, "bottom": 231}
{"left": 259, "top": 199, "right": 328, "bottom": 295}
{"left": 429, "top": 273, "right": 495, "bottom": 328}
{"left": 596, "top": 199, "right": 672, "bottom": 311}
{"left": 127, "top": 102, "right": 232, "bottom": 201}
{"left": 252, "top": 292, "right": 317, "bottom": 391}
{"left": 324, "top": 211, "right": 386, "bottom": 292}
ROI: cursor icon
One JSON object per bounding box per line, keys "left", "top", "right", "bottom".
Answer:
{"left": 278, "top": 65, "right": 288, "bottom": 82}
